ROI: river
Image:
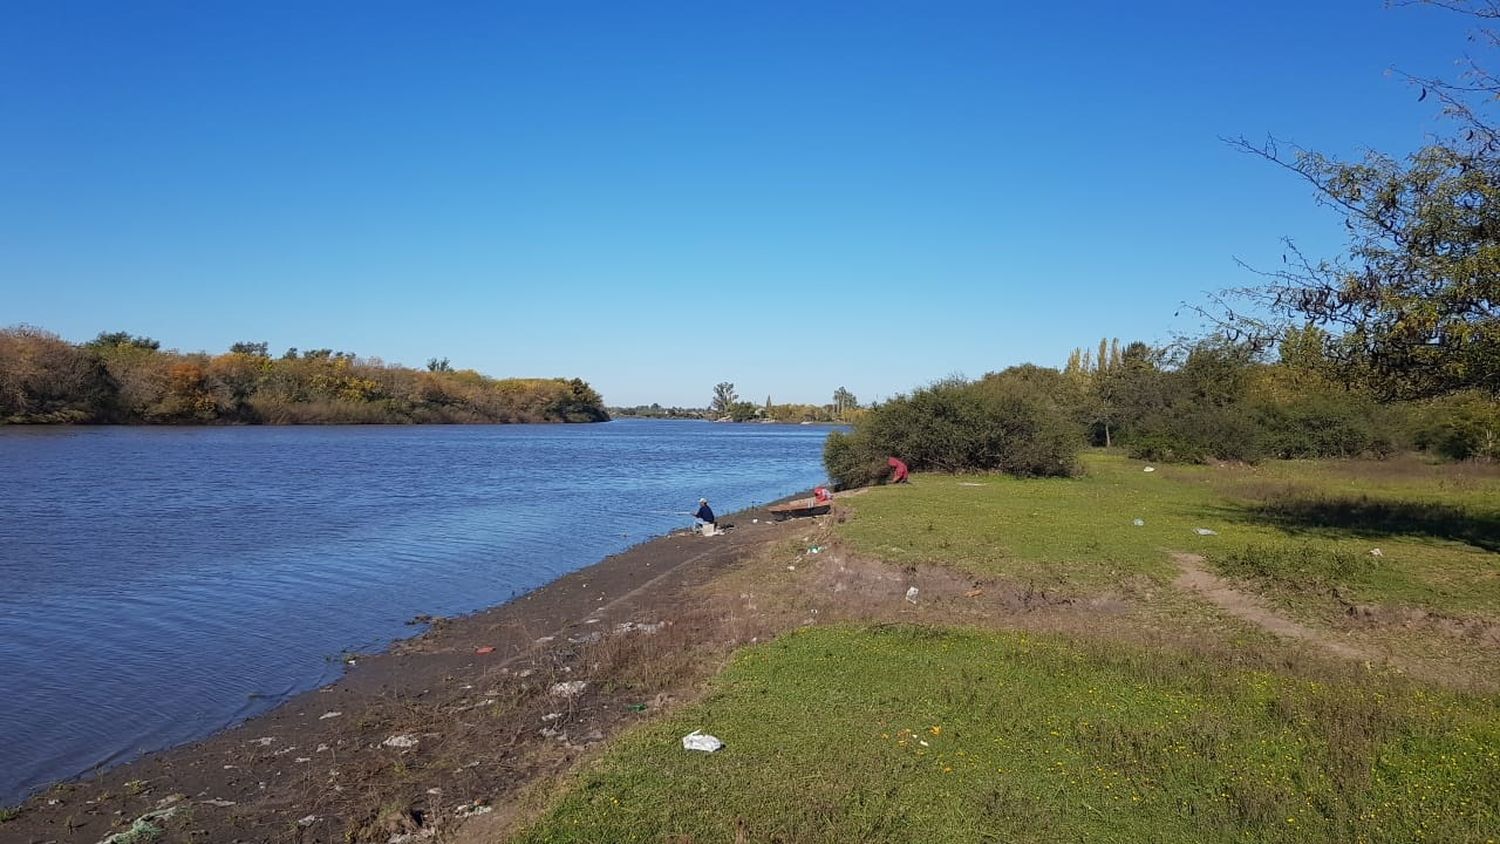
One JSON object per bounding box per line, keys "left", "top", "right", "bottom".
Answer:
{"left": 0, "top": 419, "right": 833, "bottom": 805}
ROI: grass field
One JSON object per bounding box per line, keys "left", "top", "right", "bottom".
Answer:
{"left": 513, "top": 454, "right": 1500, "bottom": 842}
{"left": 515, "top": 626, "right": 1499, "bottom": 843}
{"left": 837, "top": 453, "right": 1500, "bottom": 617}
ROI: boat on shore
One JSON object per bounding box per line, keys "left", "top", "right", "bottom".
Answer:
{"left": 767, "top": 496, "right": 833, "bottom": 520}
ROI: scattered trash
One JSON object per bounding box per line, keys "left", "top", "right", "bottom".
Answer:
{"left": 315, "top": 743, "right": 329, "bottom": 752}
{"left": 382, "top": 735, "right": 420, "bottom": 749}
{"left": 294, "top": 756, "right": 311, "bottom": 763}
{"left": 919, "top": 740, "right": 930, "bottom": 747}
{"left": 550, "top": 680, "right": 588, "bottom": 698}
{"left": 1143, "top": 466, "right": 1156, "bottom": 473}
{"left": 1132, "top": 518, "right": 1145, "bottom": 527}
{"left": 541, "top": 712, "right": 561, "bottom": 721}
{"left": 752, "top": 518, "right": 759, "bottom": 524}
{"left": 807, "top": 546, "right": 824, "bottom": 554}
{"left": 615, "top": 621, "right": 664, "bottom": 635}
{"left": 1192, "top": 528, "right": 1218, "bottom": 536}
{"left": 474, "top": 646, "right": 496, "bottom": 655}
{"left": 786, "top": 565, "right": 796, "bottom": 572}
{"left": 97, "top": 806, "right": 180, "bottom": 844}
{"left": 297, "top": 814, "right": 319, "bottom": 827}
{"left": 905, "top": 586, "right": 920, "bottom": 604}
{"left": 681, "top": 730, "right": 724, "bottom": 752}
{"left": 626, "top": 703, "right": 648, "bottom": 712}
{"left": 1370, "top": 548, "right": 1384, "bottom": 558}
{"left": 454, "top": 802, "right": 493, "bottom": 819}
{"left": 319, "top": 711, "right": 342, "bottom": 720}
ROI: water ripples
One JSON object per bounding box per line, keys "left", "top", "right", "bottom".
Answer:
{"left": 0, "top": 420, "right": 832, "bottom": 803}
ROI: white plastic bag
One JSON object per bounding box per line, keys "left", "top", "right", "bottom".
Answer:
{"left": 681, "top": 730, "right": 724, "bottom": 752}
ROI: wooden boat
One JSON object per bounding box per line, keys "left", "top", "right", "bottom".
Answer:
{"left": 767, "top": 496, "right": 833, "bottom": 520}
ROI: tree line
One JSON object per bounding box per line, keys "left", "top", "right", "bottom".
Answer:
{"left": 0, "top": 326, "right": 609, "bottom": 425}
{"left": 825, "top": 332, "right": 1499, "bottom": 488}
{"left": 612, "top": 383, "right": 864, "bottom": 423}
{"left": 825, "top": 1, "right": 1499, "bottom": 488}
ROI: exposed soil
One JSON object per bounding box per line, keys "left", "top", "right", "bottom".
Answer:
{"left": 1171, "top": 552, "right": 1369, "bottom": 661}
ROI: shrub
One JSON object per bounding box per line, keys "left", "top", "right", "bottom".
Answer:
{"left": 822, "top": 376, "right": 1081, "bottom": 488}
{"left": 1408, "top": 392, "right": 1500, "bottom": 461}
{"left": 1254, "top": 392, "right": 1399, "bottom": 459}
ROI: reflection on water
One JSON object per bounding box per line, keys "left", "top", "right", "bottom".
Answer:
{"left": 0, "top": 419, "right": 831, "bottom": 804}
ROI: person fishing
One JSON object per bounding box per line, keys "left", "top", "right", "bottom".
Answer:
{"left": 693, "top": 498, "right": 717, "bottom": 531}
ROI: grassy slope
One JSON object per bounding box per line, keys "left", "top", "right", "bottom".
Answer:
{"left": 517, "top": 627, "right": 1499, "bottom": 843}
{"left": 515, "top": 454, "right": 1500, "bottom": 842}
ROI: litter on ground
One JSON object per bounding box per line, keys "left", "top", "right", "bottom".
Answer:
{"left": 382, "top": 734, "right": 419, "bottom": 749}
{"left": 681, "top": 730, "right": 724, "bottom": 752}
{"left": 550, "top": 680, "right": 588, "bottom": 698}
{"left": 1193, "top": 528, "right": 1218, "bottom": 536}
{"left": 1132, "top": 518, "right": 1145, "bottom": 527}
{"left": 905, "top": 586, "right": 920, "bottom": 604}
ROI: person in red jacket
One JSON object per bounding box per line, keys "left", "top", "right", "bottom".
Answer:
{"left": 887, "top": 457, "right": 909, "bottom": 484}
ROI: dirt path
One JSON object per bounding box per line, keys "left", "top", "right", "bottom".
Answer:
{"left": 1171, "top": 552, "right": 1368, "bottom": 661}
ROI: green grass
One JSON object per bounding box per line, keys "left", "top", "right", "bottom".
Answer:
{"left": 516, "top": 626, "right": 1500, "bottom": 843}
{"left": 836, "top": 453, "right": 1500, "bottom": 616}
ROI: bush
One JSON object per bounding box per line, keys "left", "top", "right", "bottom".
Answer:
{"left": 822, "top": 376, "right": 1081, "bottom": 488}
{"left": 1254, "top": 393, "right": 1398, "bottom": 459}
{"left": 1408, "top": 392, "right": 1500, "bottom": 461}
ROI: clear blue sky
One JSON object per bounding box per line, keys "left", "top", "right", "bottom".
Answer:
{"left": 0, "top": 1, "right": 1473, "bottom": 406}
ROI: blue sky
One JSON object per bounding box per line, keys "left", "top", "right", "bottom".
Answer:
{"left": 0, "top": 1, "right": 1474, "bottom": 406}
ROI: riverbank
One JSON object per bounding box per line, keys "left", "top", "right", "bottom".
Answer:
{"left": 8, "top": 454, "right": 1499, "bottom": 842}
{"left": 2, "top": 496, "right": 824, "bottom": 842}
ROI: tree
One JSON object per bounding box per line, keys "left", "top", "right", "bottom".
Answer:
{"left": 229, "top": 341, "right": 269, "bottom": 358}
{"left": 87, "top": 331, "right": 159, "bottom": 351}
{"left": 427, "top": 357, "right": 453, "bottom": 373}
{"left": 1221, "top": 1, "right": 1500, "bottom": 399}
{"left": 710, "top": 382, "right": 737, "bottom": 415}
{"left": 832, "top": 386, "right": 859, "bottom": 419}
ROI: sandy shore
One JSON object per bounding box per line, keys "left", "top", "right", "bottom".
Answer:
{"left": 4, "top": 495, "right": 819, "bottom": 843}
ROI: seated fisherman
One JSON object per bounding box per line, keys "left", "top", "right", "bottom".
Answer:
{"left": 693, "top": 498, "right": 717, "bottom": 532}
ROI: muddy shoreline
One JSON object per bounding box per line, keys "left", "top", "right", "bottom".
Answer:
{"left": 3, "top": 494, "right": 818, "bottom": 843}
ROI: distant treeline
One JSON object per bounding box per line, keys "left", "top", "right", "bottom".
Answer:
{"left": 0, "top": 326, "right": 609, "bottom": 425}
{"left": 825, "top": 333, "right": 1500, "bottom": 488}
{"left": 611, "top": 400, "right": 853, "bottom": 423}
